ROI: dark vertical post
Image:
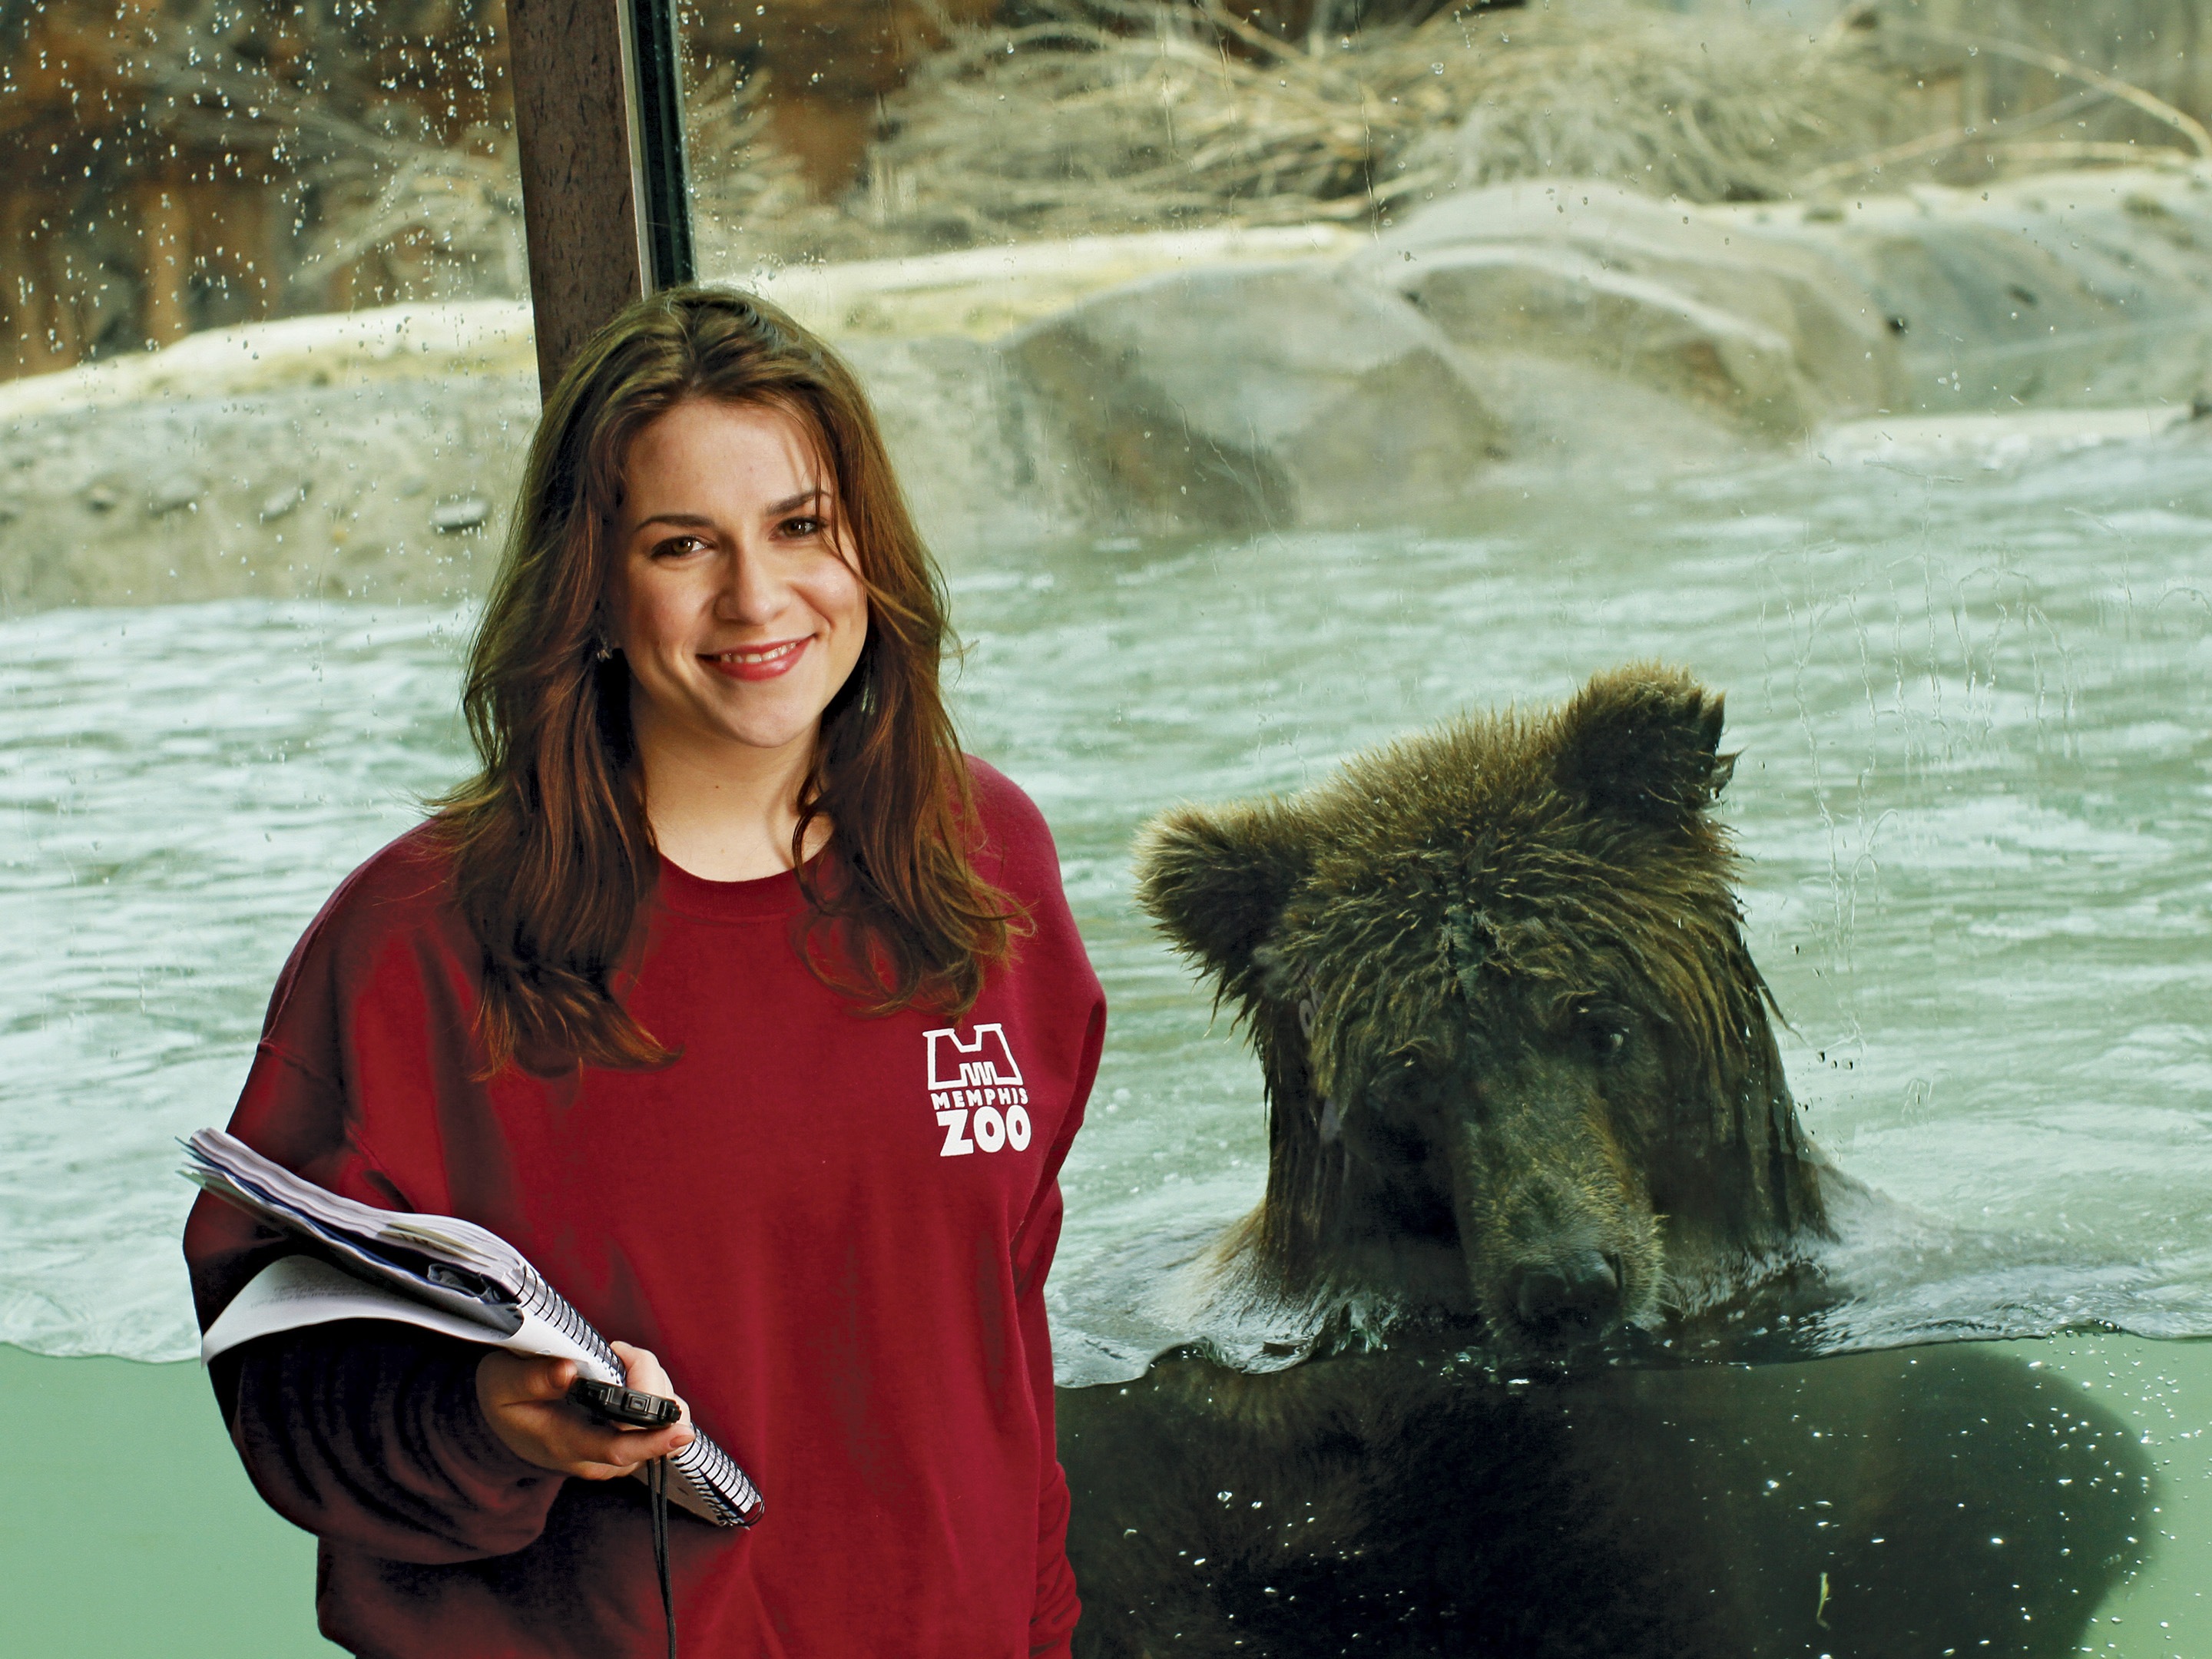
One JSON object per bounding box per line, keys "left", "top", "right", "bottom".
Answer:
{"left": 625, "top": 0, "right": 697, "bottom": 291}
{"left": 507, "top": 0, "right": 695, "bottom": 399}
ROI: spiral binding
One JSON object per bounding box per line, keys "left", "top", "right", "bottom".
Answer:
{"left": 515, "top": 1265, "right": 623, "bottom": 1374}
{"left": 512, "top": 1263, "right": 763, "bottom": 1527}
{"left": 667, "top": 1432, "right": 762, "bottom": 1526}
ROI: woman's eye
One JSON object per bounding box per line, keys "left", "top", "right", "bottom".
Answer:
{"left": 779, "top": 515, "right": 825, "bottom": 538}
{"left": 650, "top": 535, "right": 704, "bottom": 560}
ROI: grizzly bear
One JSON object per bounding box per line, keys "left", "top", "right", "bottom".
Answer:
{"left": 1057, "top": 665, "right": 2150, "bottom": 1659}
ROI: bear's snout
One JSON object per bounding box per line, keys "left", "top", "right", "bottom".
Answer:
{"left": 1508, "top": 1249, "right": 1624, "bottom": 1339}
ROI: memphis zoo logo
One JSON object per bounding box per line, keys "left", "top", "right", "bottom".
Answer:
{"left": 926, "top": 1024, "right": 1032, "bottom": 1157}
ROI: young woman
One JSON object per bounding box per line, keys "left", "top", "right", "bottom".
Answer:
{"left": 183, "top": 288, "right": 1104, "bottom": 1657}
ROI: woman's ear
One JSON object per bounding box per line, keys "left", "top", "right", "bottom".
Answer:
{"left": 1134, "top": 798, "right": 1310, "bottom": 999}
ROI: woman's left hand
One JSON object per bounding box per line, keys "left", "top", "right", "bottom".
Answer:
{"left": 475, "top": 1339, "right": 695, "bottom": 1478}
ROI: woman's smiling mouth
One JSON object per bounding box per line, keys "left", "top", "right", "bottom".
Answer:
{"left": 704, "top": 637, "right": 810, "bottom": 681}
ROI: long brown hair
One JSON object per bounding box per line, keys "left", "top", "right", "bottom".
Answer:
{"left": 435, "top": 286, "right": 1018, "bottom": 1073}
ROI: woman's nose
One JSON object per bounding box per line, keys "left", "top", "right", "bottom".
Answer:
{"left": 715, "top": 544, "right": 785, "bottom": 624}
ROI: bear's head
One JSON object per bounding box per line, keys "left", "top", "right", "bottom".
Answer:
{"left": 1136, "top": 664, "right": 1830, "bottom": 1353}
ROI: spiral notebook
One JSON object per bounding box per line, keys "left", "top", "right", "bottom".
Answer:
{"left": 184, "top": 1127, "right": 763, "bottom": 1529}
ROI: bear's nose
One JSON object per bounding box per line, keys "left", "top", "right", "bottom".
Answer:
{"left": 1511, "top": 1250, "right": 1621, "bottom": 1336}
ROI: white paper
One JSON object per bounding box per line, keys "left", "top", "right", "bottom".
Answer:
{"left": 201, "top": 1254, "right": 614, "bottom": 1377}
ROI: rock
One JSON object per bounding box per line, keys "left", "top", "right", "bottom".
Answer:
{"left": 1005, "top": 263, "right": 1509, "bottom": 534}
{"left": 1392, "top": 244, "right": 1819, "bottom": 436}
{"left": 0, "top": 373, "right": 536, "bottom": 608}
{"left": 1360, "top": 181, "right": 1903, "bottom": 434}
{"left": 429, "top": 496, "right": 491, "bottom": 534}
{"left": 1750, "top": 174, "right": 2212, "bottom": 411}
{"left": 258, "top": 481, "right": 308, "bottom": 521}
{"left": 146, "top": 472, "right": 205, "bottom": 515}
{"left": 1443, "top": 348, "right": 1747, "bottom": 473}
{"left": 837, "top": 335, "right": 1088, "bottom": 555}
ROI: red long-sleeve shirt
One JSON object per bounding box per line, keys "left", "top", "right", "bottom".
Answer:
{"left": 183, "top": 761, "right": 1103, "bottom": 1658}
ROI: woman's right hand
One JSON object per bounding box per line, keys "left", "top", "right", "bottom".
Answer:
{"left": 475, "top": 1339, "right": 695, "bottom": 1478}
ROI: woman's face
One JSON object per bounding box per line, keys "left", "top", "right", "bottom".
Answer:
{"left": 608, "top": 398, "right": 869, "bottom": 770}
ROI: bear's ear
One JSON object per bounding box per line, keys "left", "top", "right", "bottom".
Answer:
{"left": 1134, "top": 799, "right": 1311, "bottom": 995}
{"left": 1551, "top": 664, "right": 1734, "bottom": 824}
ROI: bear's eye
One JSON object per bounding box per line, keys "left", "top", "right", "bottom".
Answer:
{"left": 1362, "top": 1061, "right": 1444, "bottom": 1131}
{"left": 1353, "top": 1071, "right": 1441, "bottom": 1166}
{"left": 1366, "top": 1063, "right": 1420, "bottom": 1111}
{"left": 1578, "top": 1010, "right": 1634, "bottom": 1064}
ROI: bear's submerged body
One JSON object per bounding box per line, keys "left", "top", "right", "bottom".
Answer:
{"left": 1060, "top": 1339, "right": 2150, "bottom": 1658}
{"left": 1061, "top": 667, "right": 2154, "bottom": 1657}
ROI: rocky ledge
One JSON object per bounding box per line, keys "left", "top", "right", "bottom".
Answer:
{"left": 7, "top": 167, "right": 2212, "bottom": 610}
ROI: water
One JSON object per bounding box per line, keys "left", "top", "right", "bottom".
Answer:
{"left": 959, "top": 432, "right": 2212, "bottom": 1363}
{"left": 0, "top": 604, "right": 472, "bottom": 1357}
{"left": 4, "top": 419, "right": 2210, "bottom": 1649}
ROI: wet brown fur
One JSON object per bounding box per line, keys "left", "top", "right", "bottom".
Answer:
{"left": 1134, "top": 664, "right": 1830, "bottom": 1343}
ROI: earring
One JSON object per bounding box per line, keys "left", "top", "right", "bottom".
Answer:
{"left": 593, "top": 638, "right": 615, "bottom": 662}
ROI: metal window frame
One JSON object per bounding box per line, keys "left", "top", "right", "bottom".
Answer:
{"left": 508, "top": 0, "right": 695, "bottom": 400}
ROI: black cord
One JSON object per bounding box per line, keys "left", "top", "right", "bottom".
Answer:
{"left": 651, "top": 1456, "right": 676, "bottom": 1659}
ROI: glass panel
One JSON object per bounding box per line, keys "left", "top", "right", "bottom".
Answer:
{"left": 3, "top": 0, "right": 528, "bottom": 1648}
{"left": 7, "top": 0, "right": 2210, "bottom": 1647}
{"left": 673, "top": 0, "right": 2212, "bottom": 1651}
